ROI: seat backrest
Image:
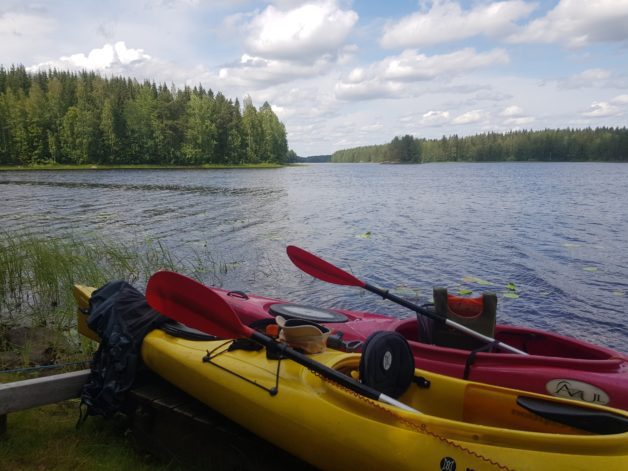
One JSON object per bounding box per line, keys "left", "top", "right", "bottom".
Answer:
{"left": 431, "top": 287, "right": 497, "bottom": 350}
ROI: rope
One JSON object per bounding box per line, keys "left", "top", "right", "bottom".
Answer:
{"left": 313, "top": 371, "right": 515, "bottom": 471}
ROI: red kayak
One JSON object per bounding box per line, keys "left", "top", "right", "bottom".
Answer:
{"left": 210, "top": 285, "right": 628, "bottom": 411}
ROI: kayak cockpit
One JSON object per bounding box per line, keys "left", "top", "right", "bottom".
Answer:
{"left": 317, "top": 354, "right": 628, "bottom": 441}
{"left": 393, "top": 317, "right": 621, "bottom": 360}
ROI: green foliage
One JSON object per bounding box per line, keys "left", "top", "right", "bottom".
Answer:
{"left": 331, "top": 143, "right": 389, "bottom": 163}
{"left": 0, "top": 65, "right": 292, "bottom": 166}
{"left": 389, "top": 135, "right": 421, "bottom": 163}
{"left": 332, "top": 128, "right": 628, "bottom": 163}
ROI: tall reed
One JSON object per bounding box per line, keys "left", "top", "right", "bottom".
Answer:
{"left": 0, "top": 232, "right": 184, "bottom": 330}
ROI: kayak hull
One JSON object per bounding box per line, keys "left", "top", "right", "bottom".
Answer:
{"left": 74, "top": 283, "right": 628, "bottom": 411}
{"left": 141, "top": 329, "right": 628, "bottom": 471}
{"left": 73, "top": 283, "right": 628, "bottom": 470}
{"left": 215, "top": 288, "right": 628, "bottom": 411}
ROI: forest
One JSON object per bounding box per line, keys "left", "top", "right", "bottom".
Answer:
{"left": 332, "top": 128, "right": 628, "bottom": 163}
{"left": 2, "top": 65, "right": 627, "bottom": 167}
{"left": 0, "top": 65, "right": 294, "bottom": 166}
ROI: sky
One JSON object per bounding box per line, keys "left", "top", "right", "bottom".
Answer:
{"left": 1, "top": 0, "right": 628, "bottom": 156}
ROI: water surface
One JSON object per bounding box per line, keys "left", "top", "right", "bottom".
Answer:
{"left": 1, "top": 163, "right": 626, "bottom": 352}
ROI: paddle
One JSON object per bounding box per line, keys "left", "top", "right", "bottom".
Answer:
{"left": 286, "top": 245, "right": 528, "bottom": 355}
{"left": 145, "top": 270, "right": 420, "bottom": 414}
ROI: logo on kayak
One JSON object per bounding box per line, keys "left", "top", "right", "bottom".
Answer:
{"left": 440, "top": 457, "right": 456, "bottom": 471}
{"left": 382, "top": 350, "right": 393, "bottom": 371}
{"left": 546, "top": 379, "right": 609, "bottom": 405}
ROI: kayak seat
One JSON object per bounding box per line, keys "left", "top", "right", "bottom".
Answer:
{"left": 430, "top": 287, "right": 497, "bottom": 351}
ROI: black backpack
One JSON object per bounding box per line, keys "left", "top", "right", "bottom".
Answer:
{"left": 79, "top": 280, "right": 168, "bottom": 420}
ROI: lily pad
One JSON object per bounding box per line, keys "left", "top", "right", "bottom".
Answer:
{"left": 357, "top": 231, "right": 372, "bottom": 239}
{"left": 562, "top": 243, "right": 580, "bottom": 248}
{"left": 612, "top": 290, "right": 625, "bottom": 297}
{"left": 462, "top": 276, "right": 494, "bottom": 286}
{"left": 582, "top": 266, "right": 598, "bottom": 272}
{"left": 503, "top": 292, "right": 520, "bottom": 299}
{"left": 505, "top": 282, "right": 517, "bottom": 291}
{"left": 458, "top": 289, "right": 473, "bottom": 296}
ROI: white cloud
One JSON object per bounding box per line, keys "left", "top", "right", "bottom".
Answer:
{"left": 0, "top": 12, "right": 56, "bottom": 37}
{"left": 500, "top": 105, "right": 524, "bottom": 117}
{"left": 360, "top": 122, "right": 385, "bottom": 132}
{"left": 334, "top": 79, "right": 404, "bottom": 101}
{"left": 612, "top": 94, "right": 628, "bottom": 104}
{"left": 582, "top": 101, "right": 622, "bottom": 117}
{"left": 508, "top": 0, "right": 628, "bottom": 48}
{"left": 381, "top": 0, "right": 535, "bottom": 49}
{"left": 28, "top": 41, "right": 151, "bottom": 72}
{"left": 453, "top": 110, "right": 487, "bottom": 125}
{"left": 383, "top": 48, "right": 508, "bottom": 82}
{"left": 217, "top": 2, "right": 359, "bottom": 88}
{"left": 421, "top": 110, "right": 451, "bottom": 126}
{"left": 498, "top": 105, "right": 534, "bottom": 125}
{"left": 62, "top": 42, "right": 151, "bottom": 69}
{"left": 335, "top": 48, "right": 508, "bottom": 101}
{"left": 244, "top": 0, "right": 358, "bottom": 61}
{"left": 218, "top": 53, "right": 337, "bottom": 88}
{"left": 504, "top": 116, "right": 535, "bottom": 125}
{"left": 550, "top": 68, "right": 625, "bottom": 90}
{"left": 566, "top": 68, "right": 612, "bottom": 87}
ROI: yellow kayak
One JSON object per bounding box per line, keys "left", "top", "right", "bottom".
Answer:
{"left": 74, "top": 284, "right": 628, "bottom": 471}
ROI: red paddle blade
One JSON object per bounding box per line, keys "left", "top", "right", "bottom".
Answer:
{"left": 286, "top": 246, "right": 365, "bottom": 287}
{"left": 146, "top": 271, "right": 253, "bottom": 339}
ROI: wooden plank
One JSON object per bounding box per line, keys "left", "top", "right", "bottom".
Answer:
{"left": 0, "top": 369, "right": 89, "bottom": 415}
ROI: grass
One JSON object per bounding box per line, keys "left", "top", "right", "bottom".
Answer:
{"left": 0, "top": 231, "right": 245, "bottom": 370}
{"left": 0, "top": 400, "right": 184, "bottom": 471}
{"left": 0, "top": 232, "right": 181, "bottom": 333}
{"left": 0, "top": 231, "right": 240, "bottom": 469}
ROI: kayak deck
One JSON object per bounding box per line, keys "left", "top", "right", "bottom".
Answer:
{"left": 141, "top": 330, "right": 628, "bottom": 471}
{"left": 219, "top": 287, "right": 628, "bottom": 410}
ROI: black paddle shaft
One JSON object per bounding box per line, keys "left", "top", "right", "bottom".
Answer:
{"left": 364, "top": 283, "right": 445, "bottom": 324}
{"left": 252, "top": 331, "right": 378, "bottom": 400}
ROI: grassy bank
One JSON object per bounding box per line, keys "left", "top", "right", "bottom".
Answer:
{"left": 0, "top": 400, "right": 184, "bottom": 470}
{"left": 0, "top": 233, "right": 180, "bottom": 331}
{"left": 0, "top": 232, "right": 231, "bottom": 469}
{"left": 0, "top": 228, "right": 253, "bottom": 368}
{"left": 0, "top": 231, "right": 234, "bottom": 369}
{"left": 0, "top": 163, "right": 285, "bottom": 171}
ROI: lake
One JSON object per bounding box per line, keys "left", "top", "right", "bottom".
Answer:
{"left": 1, "top": 162, "right": 626, "bottom": 352}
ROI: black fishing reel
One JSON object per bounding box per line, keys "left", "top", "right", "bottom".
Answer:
{"left": 359, "top": 331, "right": 415, "bottom": 399}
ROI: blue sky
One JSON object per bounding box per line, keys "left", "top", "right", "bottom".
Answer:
{"left": 2, "top": 0, "right": 627, "bottom": 156}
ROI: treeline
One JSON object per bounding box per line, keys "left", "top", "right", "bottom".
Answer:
{"left": 295, "top": 154, "right": 331, "bottom": 163}
{"left": 332, "top": 129, "right": 628, "bottom": 163}
{"left": 0, "top": 65, "right": 291, "bottom": 166}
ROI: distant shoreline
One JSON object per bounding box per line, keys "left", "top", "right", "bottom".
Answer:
{"left": 0, "top": 163, "right": 287, "bottom": 171}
